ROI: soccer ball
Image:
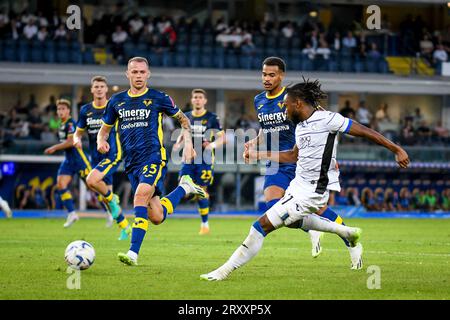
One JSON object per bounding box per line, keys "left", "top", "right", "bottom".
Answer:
{"left": 64, "top": 240, "right": 96, "bottom": 270}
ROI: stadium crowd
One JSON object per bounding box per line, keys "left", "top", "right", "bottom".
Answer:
{"left": 1, "top": 94, "right": 448, "bottom": 148}
{"left": 0, "top": 5, "right": 449, "bottom": 70}
{"left": 331, "top": 186, "right": 450, "bottom": 212}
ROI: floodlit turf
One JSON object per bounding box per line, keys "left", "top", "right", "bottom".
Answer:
{"left": 0, "top": 217, "right": 449, "bottom": 300}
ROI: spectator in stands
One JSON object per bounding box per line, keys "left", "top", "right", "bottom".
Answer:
{"left": 433, "top": 120, "right": 449, "bottom": 143}
{"left": 346, "top": 187, "right": 361, "bottom": 206}
{"left": 49, "top": 9, "right": 62, "bottom": 31}
{"left": 356, "top": 100, "right": 372, "bottom": 127}
{"left": 47, "top": 110, "right": 60, "bottom": 134}
{"left": 281, "top": 21, "right": 294, "bottom": 39}
{"left": 40, "top": 124, "right": 57, "bottom": 143}
{"left": 111, "top": 25, "right": 128, "bottom": 62}
{"left": 7, "top": 18, "right": 20, "bottom": 40}
{"left": 128, "top": 13, "right": 144, "bottom": 42}
{"left": 241, "top": 37, "right": 256, "bottom": 56}
{"left": 27, "top": 106, "right": 44, "bottom": 140}
{"left": 374, "top": 187, "right": 385, "bottom": 211}
{"left": 25, "top": 94, "right": 38, "bottom": 113}
{"left": 215, "top": 17, "right": 228, "bottom": 34}
{"left": 361, "top": 187, "right": 376, "bottom": 211}
{"left": 384, "top": 188, "right": 398, "bottom": 211}
{"left": 140, "top": 18, "right": 155, "bottom": 43}
{"left": 424, "top": 189, "right": 438, "bottom": 211}
{"left": 416, "top": 120, "right": 432, "bottom": 143}
{"left": 398, "top": 187, "right": 411, "bottom": 211}
{"left": 342, "top": 31, "right": 357, "bottom": 54}
{"left": 419, "top": 33, "right": 434, "bottom": 63}
{"left": 23, "top": 18, "right": 38, "bottom": 40}
{"left": 440, "top": 189, "right": 450, "bottom": 211}
{"left": 375, "top": 102, "right": 390, "bottom": 122}
{"left": 316, "top": 39, "right": 331, "bottom": 60}
{"left": 301, "top": 42, "right": 315, "bottom": 60}
{"left": 37, "top": 26, "right": 48, "bottom": 42}
{"left": 400, "top": 117, "right": 415, "bottom": 146}
{"left": 309, "top": 29, "right": 319, "bottom": 50}
{"left": 6, "top": 108, "right": 29, "bottom": 138}
{"left": 367, "top": 42, "right": 381, "bottom": 59}
{"left": 53, "top": 23, "right": 67, "bottom": 40}
{"left": 411, "top": 188, "right": 426, "bottom": 211}
{"left": 339, "top": 100, "right": 355, "bottom": 119}
{"left": 331, "top": 31, "right": 341, "bottom": 52}
{"left": 36, "top": 11, "right": 48, "bottom": 28}
{"left": 432, "top": 44, "right": 448, "bottom": 72}
{"left": 44, "top": 95, "right": 57, "bottom": 113}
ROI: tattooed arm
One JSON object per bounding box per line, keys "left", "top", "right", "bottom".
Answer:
{"left": 173, "top": 111, "right": 196, "bottom": 163}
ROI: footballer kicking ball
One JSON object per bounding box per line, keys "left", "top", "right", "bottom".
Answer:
{"left": 64, "top": 240, "right": 96, "bottom": 270}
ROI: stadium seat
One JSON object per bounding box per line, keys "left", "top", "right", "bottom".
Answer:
{"left": 135, "top": 43, "right": 148, "bottom": 58}
{"left": 253, "top": 34, "right": 264, "bottom": 48}
{"left": 265, "top": 37, "right": 277, "bottom": 50}
{"left": 278, "top": 37, "right": 290, "bottom": 49}
{"left": 70, "top": 41, "right": 82, "bottom": 64}
{"left": 366, "top": 57, "right": 379, "bottom": 73}
{"left": 200, "top": 53, "right": 213, "bottom": 68}
{"left": 189, "top": 46, "right": 201, "bottom": 67}
{"left": 340, "top": 57, "right": 353, "bottom": 72}
{"left": 291, "top": 37, "right": 301, "bottom": 49}
{"left": 82, "top": 46, "right": 95, "bottom": 64}
{"left": 289, "top": 55, "right": 302, "bottom": 71}
{"left": 147, "top": 50, "right": 162, "bottom": 67}
{"left": 239, "top": 54, "right": 252, "bottom": 70}
{"left": 301, "top": 55, "right": 314, "bottom": 71}
{"left": 314, "top": 56, "right": 330, "bottom": 72}
{"left": 190, "top": 33, "right": 201, "bottom": 46}
{"left": 225, "top": 52, "right": 239, "bottom": 69}
{"left": 123, "top": 41, "right": 135, "bottom": 60}
{"left": 42, "top": 40, "right": 55, "bottom": 63}
{"left": 3, "top": 39, "right": 17, "bottom": 62}
{"left": 55, "top": 41, "right": 70, "bottom": 63}
{"left": 18, "top": 40, "right": 30, "bottom": 63}
{"left": 214, "top": 46, "right": 225, "bottom": 69}
{"left": 202, "top": 33, "right": 214, "bottom": 47}
{"left": 174, "top": 51, "right": 187, "bottom": 67}
{"left": 30, "top": 41, "right": 44, "bottom": 62}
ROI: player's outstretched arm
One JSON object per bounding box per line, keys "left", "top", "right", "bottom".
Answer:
{"left": 174, "top": 111, "right": 196, "bottom": 162}
{"left": 44, "top": 135, "right": 75, "bottom": 154}
{"left": 246, "top": 144, "right": 299, "bottom": 164}
{"left": 348, "top": 121, "right": 410, "bottom": 168}
{"left": 97, "top": 124, "right": 112, "bottom": 154}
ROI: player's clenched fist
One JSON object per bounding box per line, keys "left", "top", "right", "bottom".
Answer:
{"left": 97, "top": 140, "right": 110, "bottom": 154}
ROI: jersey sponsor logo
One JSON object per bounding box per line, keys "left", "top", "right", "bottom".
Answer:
{"left": 86, "top": 118, "right": 103, "bottom": 126}
{"left": 298, "top": 136, "right": 311, "bottom": 149}
{"left": 118, "top": 108, "right": 151, "bottom": 120}
{"left": 118, "top": 102, "right": 125, "bottom": 107}
{"left": 257, "top": 111, "right": 287, "bottom": 123}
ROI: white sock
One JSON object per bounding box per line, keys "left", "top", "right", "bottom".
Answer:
{"left": 201, "top": 222, "right": 209, "bottom": 228}
{"left": 127, "top": 250, "right": 138, "bottom": 261}
{"left": 220, "top": 226, "right": 265, "bottom": 274}
{"left": 300, "top": 214, "right": 353, "bottom": 238}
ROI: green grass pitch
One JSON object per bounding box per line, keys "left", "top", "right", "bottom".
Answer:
{"left": 0, "top": 217, "right": 449, "bottom": 300}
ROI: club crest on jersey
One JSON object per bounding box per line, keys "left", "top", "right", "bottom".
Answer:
{"left": 87, "top": 112, "right": 93, "bottom": 116}
{"left": 277, "top": 102, "right": 285, "bottom": 109}
{"left": 257, "top": 104, "right": 264, "bottom": 110}
{"left": 201, "top": 119, "right": 208, "bottom": 125}
{"left": 143, "top": 99, "right": 152, "bottom": 107}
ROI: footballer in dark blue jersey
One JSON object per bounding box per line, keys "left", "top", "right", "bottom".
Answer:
{"left": 73, "top": 76, "right": 130, "bottom": 240}
{"left": 97, "top": 57, "right": 207, "bottom": 266}
{"left": 243, "top": 57, "right": 324, "bottom": 257}
{"left": 174, "top": 89, "right": 226, "bottom": 235}
{"left": 44, "top": 99, "right": 92, "bottom": 228}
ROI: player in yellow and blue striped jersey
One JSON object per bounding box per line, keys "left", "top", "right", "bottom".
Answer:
{"left": 73, "top": 76, "right": 131, "bottom": 240}
{"left": 174, "top": 89, "right": 226, "bottom": 235}
{"left": 97, "top": 57, "right": 207, "bottom": 266}
{"left": 44, "top": 99, "right": 92, "bottom": 227}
